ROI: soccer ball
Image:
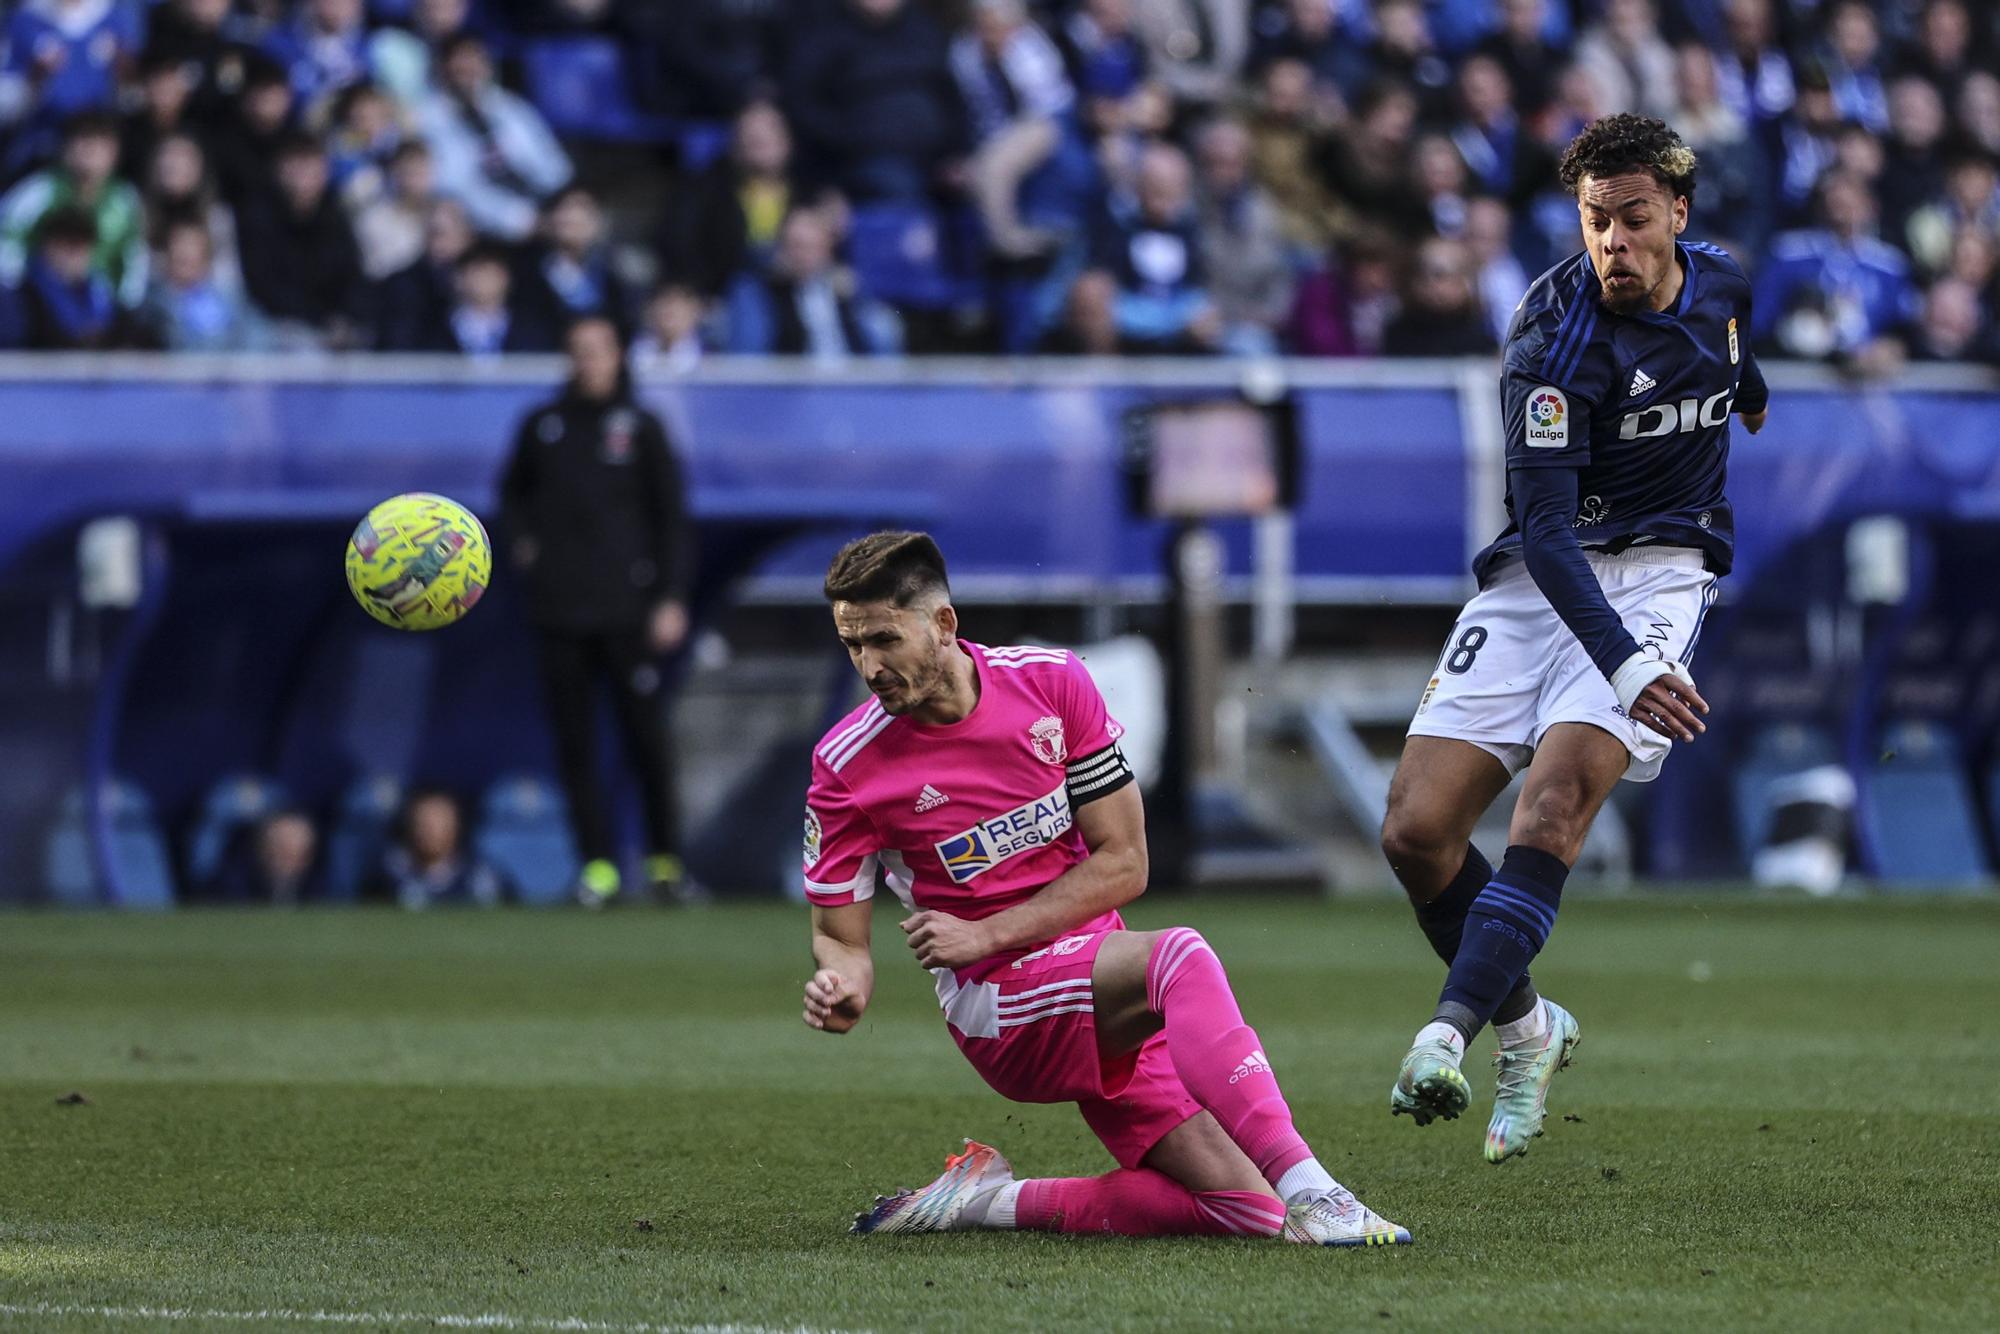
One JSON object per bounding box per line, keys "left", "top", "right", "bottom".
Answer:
{"left": 344, "top": 493, "right": 492, "bottom": 631}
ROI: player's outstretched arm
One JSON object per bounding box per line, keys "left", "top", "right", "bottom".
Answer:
{"left": 903, "top": 782, "right": 1148, "bottom": 970}
{"left": 806, "top": 900, "right": 875, "bottom": 1034}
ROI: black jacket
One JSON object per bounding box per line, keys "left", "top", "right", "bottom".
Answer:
{"left": 375, "top": 255, "right": 454, "bottom": 351}
{"left": 653, "top": 160, "right": 770, "bottom": 300}
{"left": 752, "top": 273, "right": 873, "bottom": 356}
{"left": 783, "top": 1, "right": 965, "bottom": 191}
{"left": 238, "top": 190, "right": 369, "bottom": 329}
{"left": 516, "top": 243, "right": 638, "bottom": 341}
{"left": 498, "top": 386, "right": 693, "bottom": 633}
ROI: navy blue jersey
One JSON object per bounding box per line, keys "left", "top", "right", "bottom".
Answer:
{"left": 1472, "top": 241, "right": 1768, "bottom": 584}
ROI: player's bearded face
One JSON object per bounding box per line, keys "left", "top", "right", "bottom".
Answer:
{"left": 1578, "top": 172, "right": 1688, "bottom": 314}
{"left": 832, "top": 599, "right": 955, "bottom": 716}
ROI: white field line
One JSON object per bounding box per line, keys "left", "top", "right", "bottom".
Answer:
{"left": 0, "top": 1303, "right": 859, "bottom": 1334}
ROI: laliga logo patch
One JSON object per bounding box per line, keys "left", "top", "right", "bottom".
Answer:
{"left": 1029, "top": 715, "right": 1067, "bottom": 765}
{"left": 1728, "top": 317, "right": 1740, "bottom": 365}
{"left": 1525, "top": 388, "right": 1568, "bottom": 448}
{"left": 803, "top": 807, "right": 823, "bottom": 868}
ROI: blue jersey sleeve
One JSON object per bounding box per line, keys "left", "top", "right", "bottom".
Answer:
{"left": 1513, "top": 465, "right": 1645, "bottom": 681}
{"left": 1500, "top": 274, "right": 1611, "bottom": 471}
{"left": 1737, "top": 350, "right": 1768, "bottom": 415}
{"left": 1503, "top": 362, "right": 1596, "bottom": 470}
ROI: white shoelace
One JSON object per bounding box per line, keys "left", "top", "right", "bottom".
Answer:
{"left": 1307, "top": 1186, "right": 1363, "bottom": 1224}
{"left": 1493, "top": 1045, "right": 1541, "bottom": 1103}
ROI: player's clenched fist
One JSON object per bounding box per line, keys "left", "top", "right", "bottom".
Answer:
{"left": 901, "top": 910, "right": 990, "bottom": 970}
{"left": 803, "top": 968, "right": 865, "bottom": 1033}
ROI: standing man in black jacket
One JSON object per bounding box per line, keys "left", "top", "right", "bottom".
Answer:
{"left": 499, "top": 316, "right": 699, "bottom": 906}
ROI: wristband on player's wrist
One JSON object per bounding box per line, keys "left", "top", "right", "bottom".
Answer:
{"left": 1609, "top": 653, "right": 1690, "bottom": 715}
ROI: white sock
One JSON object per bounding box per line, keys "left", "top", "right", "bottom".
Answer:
{"left": 1494, "top": 1001, "right": 1550, "bottom": 1048}
{"left": 969, "top": 1179, "right": 1023, "bottom": 1230}
{"left": 1415, "top": 1020, "right": 1466, "bottom": 1058}
{"left": 1275, "top": 1157, "right": 1337, "bottom": 1205}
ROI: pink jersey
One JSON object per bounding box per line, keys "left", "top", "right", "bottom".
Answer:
{"left": 803, "top": 643, "right": 1127, "bottom": 974}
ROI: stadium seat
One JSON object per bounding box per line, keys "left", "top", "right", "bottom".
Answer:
{"left": 1861, "top": 721, "right": 1991, "bottom": 889}
{"left": 521, "top": 37, "right": 677, "bottom": 145}
{"left": 42, "top": 781, "right": 175, "bottom": 908}
{"left": 848, "top": 203, "right": 979, "bottom": 311}
{"left": 186, "top": 775, "right": 291, "bottom": 889}
{"left": 678, "top": 121, "right": 731, "bottom": 173}
{"left": 42, "top": 788, "right": 96, "bottom": 906}
{"left": 322, "top": 774, "right": 405, "bottom": 903}
{"left": 474, "top": 775, "right": 579, "bottom": 906}
{"left": 1732, "top": 722, "right": 1839, "bottom": 857}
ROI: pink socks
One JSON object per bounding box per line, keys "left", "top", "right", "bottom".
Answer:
{"left": 1017, "top": 1170, "right": 1284, "bottom": 1237}
{"left": 982, "top": 926, "right": 1340, "bottom": 1237}
{"left": 1146, "top": 927, "right": 1314, "bottom": 1186}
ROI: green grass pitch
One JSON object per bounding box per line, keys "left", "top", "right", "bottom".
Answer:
{"left": 1, "top": 896, "right": 1995, "bottom": 1332}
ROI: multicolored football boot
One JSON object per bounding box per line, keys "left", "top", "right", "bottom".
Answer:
{"left": 1283, "top": 1186, "right": 1413, "bottom": 1247}
{"left": 1390, "top": 1034, "right": 1471, "bottom": 1125}
{"left": 1485, "top": 1000, "right": 1581, "bottom": 1163}
{"left": 850, "top": 1140, "right": 1014, "bottom": 1235}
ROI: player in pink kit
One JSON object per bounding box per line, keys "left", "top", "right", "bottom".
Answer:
{"left": 801, "top": 532, "right": 1410, "bottom": 1246}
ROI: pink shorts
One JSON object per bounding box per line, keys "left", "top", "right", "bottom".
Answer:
{"left": 948, "top": 928, "right": 1200, "bottom": 1171}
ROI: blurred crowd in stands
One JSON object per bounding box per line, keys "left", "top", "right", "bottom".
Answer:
{"left": 199, "top": 783, "right": 513, "bottom": 907}
{"left": 3, "top": 0, "right": 1999, "bottom": 368}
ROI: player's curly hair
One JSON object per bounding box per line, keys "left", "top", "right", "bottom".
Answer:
{"left": 1557, "top": 113, "right": 1698, "bottom": 205}
{"left": 824, "top": 531, "right": 951, "bottom": 607}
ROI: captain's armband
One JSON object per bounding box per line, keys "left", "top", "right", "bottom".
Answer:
{"left": 1066, "top": 743, "right": 1134, "bottom": 807}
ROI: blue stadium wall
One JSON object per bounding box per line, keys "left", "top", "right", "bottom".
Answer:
{"left": 2, "top": 356, "right": 1997, "bottom": 900}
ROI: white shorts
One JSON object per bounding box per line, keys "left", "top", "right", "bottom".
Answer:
{"left": 1407, "top": 547, "right": 1719, "bottom": 783}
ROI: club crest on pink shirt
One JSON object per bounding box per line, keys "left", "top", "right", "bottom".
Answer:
{"left": 1029, "top": 715, "right": 1067, "bottom": 765}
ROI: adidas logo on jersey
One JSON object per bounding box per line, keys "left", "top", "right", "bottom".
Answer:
{"left": 1627, "top": 367, "right": 1657, "bottom": 397}
{"left": 915, "top": 784, "right": 950, "bottom": 813}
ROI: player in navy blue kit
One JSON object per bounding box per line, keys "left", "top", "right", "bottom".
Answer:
{"left": 1376, "top": 114, "right": 1771, "bottom": 1161}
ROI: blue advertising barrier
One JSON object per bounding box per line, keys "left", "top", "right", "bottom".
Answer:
{"left": 0, "top": 357, "right": 1475, "bottom": 600}
{"left": 2, "top": 355, "right": 1997, "bottom": 900}
{"left": 3, "top": 357, "right": 1997, "bottom": 598}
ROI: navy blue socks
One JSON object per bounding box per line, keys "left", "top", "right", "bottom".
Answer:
{"left": 1413, "top": 845, "right": 1489, "bottom": 964}
{"left": 1413, "top": 845, "right": 1539, "bottom": 1028}
{"left": 1434, "top": 845, "right": 1568, "bottom": 1041}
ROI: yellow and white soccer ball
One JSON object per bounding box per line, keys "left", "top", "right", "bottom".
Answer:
{"left": 344, "top": 492, "right": 492, "bottom": 631}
